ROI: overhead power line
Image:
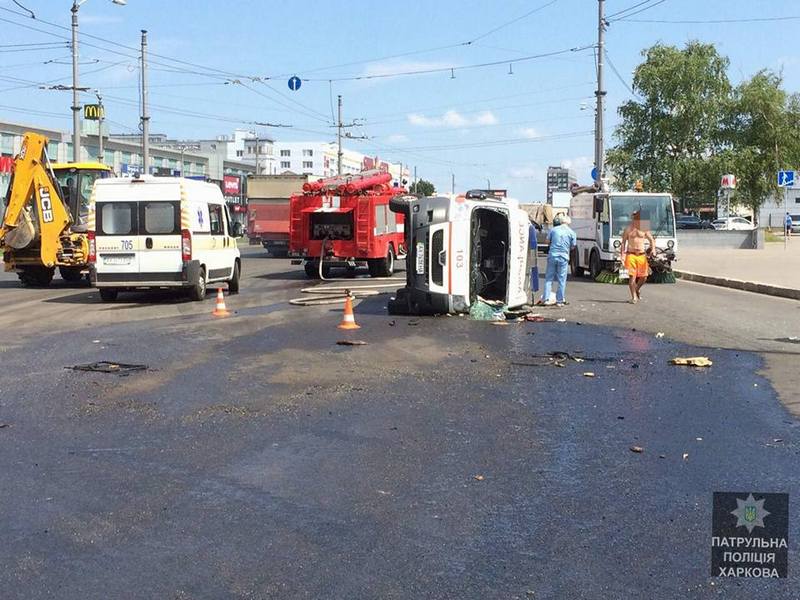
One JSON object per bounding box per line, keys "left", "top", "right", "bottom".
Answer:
{"left": 618, "top": 15, "right": 800, "bottom": 24}
{"left": 607, "top": 0, "right": 668, "bottom": 22}
{"left": 465, "top": 0, "right": 560, "bottom": 44}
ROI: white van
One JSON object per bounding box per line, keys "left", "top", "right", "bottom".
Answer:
{"left": 387, "top": 191, "right": 530, "bottom": 315}
{"left": 88, "top": 176, "right": 242, "bottom": 301}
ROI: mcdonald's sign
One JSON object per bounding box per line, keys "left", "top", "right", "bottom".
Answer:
{"left": 83, "top": 104, "right": 104, "bottom": 120}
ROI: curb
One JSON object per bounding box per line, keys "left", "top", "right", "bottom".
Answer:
{"left": 674, "top": 270, "right": 800, "bottom": 300}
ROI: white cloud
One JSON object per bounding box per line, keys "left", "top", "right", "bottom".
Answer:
{"left": 407, "top": 109, "right": 498, "bottom": 128}
{"left": 387, "top": 134, "right": 409, "bottom": 144}
{"left": 560, "top": 156, "right": 594, "bottom": 176}
{"left": 517, "top": 127, "right": 540, "bottom": 139}
{"left": 361, "top": 60, "right": 454, "bottom": 79}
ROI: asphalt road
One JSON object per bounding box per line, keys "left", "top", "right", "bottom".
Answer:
{"left": 0, "top": 248, "right": 797, "bottom": 599}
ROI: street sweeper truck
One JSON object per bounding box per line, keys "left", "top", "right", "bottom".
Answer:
{"left": 569, "top": 191, "right": 677, "bottom": 283}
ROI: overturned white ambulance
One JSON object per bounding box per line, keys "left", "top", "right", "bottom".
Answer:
{"left": 388, "top": 191, "right": 531, "bottom": 315}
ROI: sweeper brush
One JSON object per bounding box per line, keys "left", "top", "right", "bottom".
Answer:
{"left": 594, "top": 270, "right": 627, "bottom": 284}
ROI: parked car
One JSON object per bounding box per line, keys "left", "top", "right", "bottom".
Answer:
{"left": 676, "top": 215, "right": 714, "bottom": 230}
{"left": 790, "top": 214, "right": 800, "bottom": 234}
{"left": 712, "top": 217, "right": 755, "bottom": 231}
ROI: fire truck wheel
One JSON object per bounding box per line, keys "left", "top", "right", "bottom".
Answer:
{"left": 18, "top": 266, "right": 54, "bottom": 287}
{"left": 369, "top": 246, "right": 395, "bottom": 278}
{"left": 59, "top": 266, "right": 86, "bottom": 283}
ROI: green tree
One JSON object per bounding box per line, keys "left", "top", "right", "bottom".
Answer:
{"left": 727, "top": 71, "right": 800, "bottom": 215}
{"left": 606, "top": 42, "right": 732, "bottom": 208}
{"left": 409, "top": 179, "right": 435, "bottom": 196}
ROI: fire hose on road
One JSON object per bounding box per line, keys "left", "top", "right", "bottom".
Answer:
{"left": 288, "top": 279, "right": 403, "bottom": 306}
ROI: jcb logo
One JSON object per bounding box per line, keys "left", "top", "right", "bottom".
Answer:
{"left": 39, "top": 187, "right": 54, "bottom": 223}
{"left": 83, "top": 104, "right": 104, "bottom": 120}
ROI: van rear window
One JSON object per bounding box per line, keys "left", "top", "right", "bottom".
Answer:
{"left": 142, "top": 202, "right": 180, "bottom": 235}
{"left": 98, "top": 202, "right": 136, "bottom": 236}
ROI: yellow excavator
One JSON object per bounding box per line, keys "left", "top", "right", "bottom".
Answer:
{"left": 1, "top": 132, "right": 112, "bottom": 286}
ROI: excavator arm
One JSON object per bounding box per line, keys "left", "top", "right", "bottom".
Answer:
{"left": 1, "top": 132, "right": 72, "bottom": 268}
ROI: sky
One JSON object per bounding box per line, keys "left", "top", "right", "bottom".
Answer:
{"left": 1, "top": 0, "right": 798, "bottom": 199}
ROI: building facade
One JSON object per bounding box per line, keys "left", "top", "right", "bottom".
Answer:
{"left": 546, "top": 166, "right": 577, "bottom": 203}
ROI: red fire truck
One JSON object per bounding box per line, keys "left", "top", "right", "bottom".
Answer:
{"left": 289, "top": 170, "right": 407, "bottom": 278}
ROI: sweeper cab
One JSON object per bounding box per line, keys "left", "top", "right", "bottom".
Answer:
{"left": 289, "top": 170, "right": 406, "bottom": 278}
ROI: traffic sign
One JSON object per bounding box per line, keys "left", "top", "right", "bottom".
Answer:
{"left": 288, "top": 76, "right": 302, "bottom": 91}
{"left": 720, "top": 174, "right": 736, "bottom": 189}
{"left": 778, "top": 170, "right": 795, "bottom": 187}
{"left": 591, "top": 167, "right": 597, "bottom": 181}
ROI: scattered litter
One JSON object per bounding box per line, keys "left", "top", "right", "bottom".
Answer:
{"left": 491, "top": 321, "right": 511, "bottom": 326}
{"left": 754, "top": 383, "right": 758, "bottom": 387}
{"left": 408, "top": 319, "right": 420, "bottom": 326}
{"left": 556, "top": 318, "right": 566, "bottom": 323}
{"left": 659, "top": 454, "right": 666, "bottom": 459}
{"left": 696, "top": 437, "right": 703, "bottom": 441}
{"left": 617, "top": 416, "right": 624, "bottom": 420}
{"left": 655, "top": 332, "right": 665, "bottom": 338}
{"left": 336, "top": 340, "right": 368, "bottom": 346}
{"left": 682, "top": 453, "right": 689, "bottom": 461}
{"left": 0, "top": 423, "right": 8, "bottom": 429}
{"left": 775, "top": 336, "right": 800, "bottom": 344}
{"left": 67, "top": 361, "right": 148, "bottom": 374}
{"left": 670, "top": 356, "right": 712, "bottom": 367}
{"left": 582, "top": 372, "right": 595, "bottom": 377}
{"left": 92, "top": 340, "right": 100, "bottom": 344}
{"left": 388, "top": 320, "right": 396, "bottom": 327}
{"left": 525, "top": 314, "right": 545, "bottom": 322}
{"left": 631, "top": 363, "right": 639, "bottom": 369}
{"left": 630, "top": 446, "right": 644, "bottom": 453}
{"left": 773, "top": 438, "right": 783, "bottom": 443}
{"left": 473, "top": 474, "right": 485, "bottom": 481}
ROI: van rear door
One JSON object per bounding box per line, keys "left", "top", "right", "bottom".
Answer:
{"left": 137, "top": 200, "right": 182, "bottom": 276}
{"left": 95, "top": 200, "right": 139, "bottom": 275}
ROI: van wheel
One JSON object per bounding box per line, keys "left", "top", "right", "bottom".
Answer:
{"left": 368, "top": 246, "right": 395, "bottom": 278}
{"left": 570, "top": 249, "right": 584, "bottom": 277}
{"left": 589, "top": 250, "right": 602, "bottom": 280}
{"left": 228, "top": 261, "right": 241, "bottom": 294}
{"left": 99, "top": 288, "right": 118, "bottom": 302}
{"left": 189, "top": 267, "right": 207, "bottom": 301}
{"left": 59, "top": 266, "right": 85, "bottom": 283}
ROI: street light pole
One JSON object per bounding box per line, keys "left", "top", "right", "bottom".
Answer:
{"left": 71, "top": 1, "right": 81, "bottom": 162}
{"left": 594, "top": 0, "right": 606, "bottom": 188}
{"left": 96, "top": 91, "right": 104, "bottom": 163}
{"left": 140, "top": 29, "right": 150, "bottom": 174}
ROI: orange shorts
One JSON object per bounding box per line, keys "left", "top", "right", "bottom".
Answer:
{"left": 624, "top": 253, "right": 649, "bottom": 278}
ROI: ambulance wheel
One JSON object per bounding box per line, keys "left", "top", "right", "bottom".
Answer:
{"left": 228, "top": 261, "right": 240, "bottom": 294}
{"left": 99, "top": 288, "right": 118, "bottom": 302}
{"left": 589, "top": 250, "right": 602, "bottom": 280}
{"left": 369, "top": 246, "right": 395, "bottom": 278}
{"left": 189, "top": 267, "right": 207, "bottom": 301}
{"left": 570, "top": 249, "right": 584, "bottom": 277}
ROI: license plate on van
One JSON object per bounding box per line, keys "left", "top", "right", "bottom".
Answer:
{"left": 415, "top": 242, "right": 425, "bottom": 274}
{"left": 102, "top": 254, "right": 133, "bottom": 266}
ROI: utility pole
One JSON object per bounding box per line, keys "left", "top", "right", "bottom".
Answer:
{"left": 413, "top": 165, "right": 417, "bottom": 190}
{"left": 96, "top": 91, "right": 104, "bottom": 163}
{"left": 254, "top": 134, "right": 260, "bottom": 175}
{"left": 451, "top": 173, "right": 455, "bottom": 195}
{"left": 594, "top": 0, "right": 606, "bottom": 189}
{"left": 337, "top": 94, "right": 343, "bottom": 175}
{"left": 140, "top": 30, "right": 150, "bottom": 174}
{"left": 71, "top": 1, "right": 81, "bottom": 162}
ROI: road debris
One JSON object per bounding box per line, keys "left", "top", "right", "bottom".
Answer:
{"left": 0, "top": 423, "right": 8, "bottom": 429}
{"left": 659, "top": 454, "right": 666, "bottom": 459}
{"left": 682, "top": 453, "right": 689, "bottom": 461}
{"left": 582, "top": 372, "right": 596, "bottom": 377}
{"left": 67, "top": 361, "right": 148, "bottom": 374}
{"left": 473, "top": 474, "right": 485, "bottom": 481}
{"left": 655, "top": 332, "right": 665, "bottom": 338}
{"left": 669, "top": 356, "right": 712, "bottom": 367}
{"left": 336, "top": 340, "right": 368, "bottom": 346}
{"left": 630, "top": 446, "right": 644, "bottom": 453}
{"left": 556, "top": 318, "right": 566, "bottom": 323}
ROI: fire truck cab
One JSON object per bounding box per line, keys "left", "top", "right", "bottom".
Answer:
{"left": 387, "top": 191, "right": 530, "bottom": 315}
{"left": 289, "top": 170, "right": 406, "bottom": 278}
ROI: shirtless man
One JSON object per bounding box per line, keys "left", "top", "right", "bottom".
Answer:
{"left": 620, "top": 210, "right": 655, "bottom": 304}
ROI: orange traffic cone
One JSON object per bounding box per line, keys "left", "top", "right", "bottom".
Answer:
{"left": 338, "top": 293, "right": 360, "bottom": 330}
{"left": 212, "top": 287, "right": 230, "bottom": 317}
